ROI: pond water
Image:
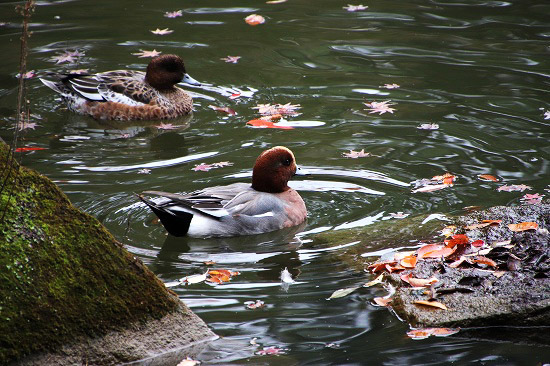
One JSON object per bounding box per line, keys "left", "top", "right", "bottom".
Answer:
{"left": 1, "top": 0, "right": 549, "bottom": 364}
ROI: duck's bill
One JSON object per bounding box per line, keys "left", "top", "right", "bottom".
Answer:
{"left": 295, "top": 166, "right": 310, "bottom": 176}
{"left": 182, "top": 73, "right": 201, "bottom": 86}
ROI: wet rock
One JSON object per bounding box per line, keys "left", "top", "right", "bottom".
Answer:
{"left": 0, "top": 143, "right": 215, "bottom": 365}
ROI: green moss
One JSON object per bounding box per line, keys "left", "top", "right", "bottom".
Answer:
{"left": 0, "top": 144, "right": 179, "bottom": 364}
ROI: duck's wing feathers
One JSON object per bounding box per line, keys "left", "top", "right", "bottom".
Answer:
{"left": 66, "top": 70, "right": 155, "bottom": 106}
{"left": 141, "top": 190, "right": 231, "bottom": 219}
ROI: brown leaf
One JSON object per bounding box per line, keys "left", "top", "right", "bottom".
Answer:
{"left": 400, "top": 255, "right": 417, "bottom": 268}
{"left": 478, "top": 174, "right": 499, "bottom": 182}
{"left": 508, "top": 222, "right": 538, "bottom": 232}
{"left": 373, "top": 297, "right": 392, "bottom": 307}
{"left": 408, "top": 276, "right": 438, "bottom": 288}
{"left": 471, "top": 256, "right": 497, "bottom": 267}
{"left": 245, "top": 14, "right": 266, "bottom": 25}
{"left": 413, "top": 300, "right": 448, "bottom": 310}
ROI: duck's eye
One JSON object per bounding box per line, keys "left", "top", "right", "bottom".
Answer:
{"left": 282, "top": 158, "right": 292, "bottom": 166}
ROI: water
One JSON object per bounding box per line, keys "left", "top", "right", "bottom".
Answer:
{"left": 1, "top": 0, "right": 549, "bottom": 364}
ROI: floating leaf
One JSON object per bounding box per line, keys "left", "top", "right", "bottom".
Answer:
{"left": 364, "top": 100, "right": 395, "bottom": 115}
{"left": 373, "top": 297, "right": 392, "bottom": 307}
{"left": 521, "top": 193, "right": 544, "bottom": 205}
{"left": 413, "top": 300, "right": 448, "bottom": 310}
{"left": 220, "top": 55, "right": 241, "bottom": 64}
{"left": 407, "top": 328, "right": 459, "bottom": 339}
{"left": 343, "top": 4, "right": 368, "bottom": 11}
{"left": 132, "top": 49, "right": 161, "bottom": 58}
{"left": 246, "top": 119, "right": 294, "bottom": 129}
{"left": 328, "top": 287, "right": 359, "bottom": 299}
{"left": 182, "top": 272, "right": 208, "bottom": 285}
{"left": 15, "top": 146, "right": 47, "bottom": 152}
{"left": 253, "top": 103, "right": 301, "bottom": 116}
{"left": 417, "top": 123, "right": 439, "bottom": 130}
{"left": 364, "top": 274, "right": 384, "bottom": 287}
{"left": 164, "top": 10, "right": 183, "bottom": 18}
{"left": 245, "top": 14, "right": 266, "bottom": 25}
{"left": 406, "top": 329, "right": 433, "bottom": 340}
{"left": 257, "top": 346, "right": 286, "bottom": 356}
{"left": 382, "top": 83, "right": 400, "bottom": 89}
{"left": 497, "top": 184, "right": 531, "bottom": 192}
{"left": 208, "top": 105, "right": 237, "bottom": 115}
{"left": 478, "top": 174, "right": 499, "bottom": 182}
{"left": 245, "top": 300, "right": 266, "bottom": 309}
{"left": 151, "top": 28, "right": 173, "bottom": 35}
{"left": 343, "top": 149, "right": 370, "bottom": 158}
{"left": 508, "top": 222, "right": 538, "bottom": 232}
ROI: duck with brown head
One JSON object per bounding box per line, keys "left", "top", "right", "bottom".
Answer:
{"left": 40, "top": 54, "right": 201, "bottom": 120}
{"left": 139, "top": 146, "right": 308, "bottom": 238}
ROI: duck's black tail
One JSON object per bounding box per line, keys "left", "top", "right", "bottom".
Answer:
{"left": 137, "top": 194, "right": 193, "bottom": 237}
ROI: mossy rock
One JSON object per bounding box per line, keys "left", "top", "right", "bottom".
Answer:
{"left": 0, "top": 143, "right": 213, "bottom": 364}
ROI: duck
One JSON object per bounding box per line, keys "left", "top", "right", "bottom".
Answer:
{"left": 39, "top": 54, "right": 200, "bottom": 120}
{"left": 138, "top": 146, "right": 308, "bottom": 238}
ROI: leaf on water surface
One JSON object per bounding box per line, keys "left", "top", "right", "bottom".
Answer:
{"left": 245, "top": 14, "right": 266, "bottom": 25}
{"left": 381, "top": 83, "right": 400, "bottom": 89}
{"left": 478, "top": 174, "right": 499, "bottom": 182}
{"left": 413, "top": 300, "right": 448, "bottom": 310}
{"left": 246, "top": 119, "right": 294, "bottom": 129}
{"left": 164, "top": 10, "right": 183, "bottom": 18}
{"left": 245, "top": 300, "right": 266, "bottom": 309}
{"left": 253, "top": 103, "right": 301, "bottom": 116}
{"left": 373, "top": 297, "right": 392, "bottom": 307}
{"left": 15, "top": 146, "right": 47, "bottom": 152}
{"left": 343, "top": 149, "right": 370, "bottom": 158}
{"left": 407, "top": 327, "right": 459, "bottom": 339}
{"left": 132, "top": 49, "right": 161, "bottom": 58}
{"left": 411, "top": 183, "right": 448, "bottom": 193}
{"left": 16, "top": 70, "right": 36, "bottom": 79}
{"left": 520, "top": 193, "right": 544, "bottom": 205}
{"left": 364, "top": 100, "right": 395, "bottom": 115}
{"left": 389, "top": 212, "right": 410, "bottom": 219}
{"left": 417, "top": 123, "right": 439, "bottom": 130}
{"left": 208, "top": 105, "right": 237, "bottom": 115}
{"left": 17, "top": 122, "right": 38, "bottom": 131}
{"left": 137, "top": 168, "right": 151, "bottom": 174}
{"left": 256, "top": 346, "right": 286, "bottom": 356}
{"left": 280, "top": 267, "right": 295, "bottom": 283}
{"left": 192, "top": 163, "right": 213, "bottom": 172}
{"left": 544, "top": 110, "right": 550, "bottom": 120}
{"left": 151, "top": 28, "right": 173, "bottom": 35}
{"left": 220, "top": 55, "right": 241, "bottom": 64}
{"left": 328, "top": 287, "right": 360, "bottom": 300}
{"left": 497, "top": 184, "right": 532, "bottom": 192}
{"left": 203, "top": 260, "right": 216, "bottom": 266}
{"left": 181, "top": 272, "right": 208, "bottom": 285}
{"left": 364, "top": 274, "right": 384, "bottom": 287}
{"left": 343, "top": 4, "right": 368, "bottom": 11}
{"left": 207, "top": 269, "right": 239, "bottom": 284}
{"left": 508, "top": 222, "right": 538, "bottom": 232}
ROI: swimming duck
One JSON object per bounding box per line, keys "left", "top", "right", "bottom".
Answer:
{"left": 40, "top": 54, "right": 200, "bottom": 120}
{"left": 139, "top": 146, "right": 308, "bottom": 238}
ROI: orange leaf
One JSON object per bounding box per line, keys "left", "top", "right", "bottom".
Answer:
{"left": 246, "top": 119, "right": 294, "bottom": 129}
{"left": 15, "top": 146, "right": 47, "bottom": 152}
{"left": 443, "top": 175, "right": 456, "bottom": 185}
{"left": 413, "top": 300, "right": 448, "bottom": 310}
{"left": 431, "top": 327, "right": 460, "bottom": 337}
{"left": 209, "top": 269, "right": 232, "bottom": 277}
{"left": 478, "top": 174, "right": 499, "bottom": 182}
{"left": 445, "top": 234, "right": 469, "bottom": 248}
{"left": 406, "top": 329, "right": 433, "bottom": 340}
{"left": 417, "top": 244, "right": 455, "bottom": 259}
{"left": 471, "top": 239, "right": 484, "bottom": 247}
{"left": 400, "top": 273, "right": 411, "bottom": 284}
{"left": 408, "top": 276, "right": 438, "bottom": 288}
{"left": 400, "top": 255, "right": 417, "bottom": 268}
{"left": 508, "top": 222, "right": 538, "bottom": 232}
{"left": 471, "top": 256, "right": 497, "bottom": 267}
{"left": 368, "top": 260, "right": 397, "bottom": 273}
{"left": 448, "top": 256, "right": 467, "bottom": 268}
{"left": 245, "top": 14, "right": 266, "bottom": 25}
{"left": 207, "top": 275, "right": 223, "bottom": 284}
{"left": 465, "top": 222, "right": 491, "bottom": 230}
{"left": 373, "top": 297, "right": 392, "bottom": 307}
{"left": 386, "top": 263, "right": 406, "bottom": 273}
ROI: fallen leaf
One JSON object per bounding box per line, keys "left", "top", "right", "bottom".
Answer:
{"left": 508, "top": 222, "right": 538, "bottom": 232}
{"left": 15, "top": 146, "right": 47, "bottom": 152}
{"left": 343, "top": 149, "right": 370, "bottom": 158}
{"left": 132, "top": 49, "right": 161, "bottom": 58}
{"left": 382, "top": 83, "right": 400, "bottom": 89}
{"left": 406, "top": 329, "right": 433, "bottom": 340}
{"left": 16, "top": 70, "right": 36, "bottom": 79}
{"left": 164, "top": 10, "right": 183, "bottom": 18}
{"left": 192, "top": 163, "right": 213, "bottom": 172}
{"left": 203, "top": 260, "right": 216, "bottom": 265}
{"left": 471, "top": 239, "right": 484, "bottom": 248}
{"left": 432, "top": 327, "right": 460, "bottom": 337}
{"left": 208, "top": 105, "right": 237, "bottom": 115}
{"left": 245, "top": 300, "right": 266, "bottom": 309}
{"left": 220, "top": 55, "right": 241, "bottom": 64}
{"left": 521, "top": 193, "right": 544, "bottom": 205}
{"left": 407, "top": 327, "right": 459, "bottom": 339}
{"left": 441, "top": 225, "right": 457, "bottom": 237}
{"left": 448, "top": 256, "right": 467, "bottom": 268}
{"left": 478, "top": 174, "right": 499, "bottom": 182}
{"left": 417, "top": 244, "right": 455, "bottom": 259}
{"left": 253, "top": 103, "right": 301, "bottom": 116}
{"left": 328, "top": 287, "right": 359, "bottom": 300}
{"left": 246, "top": 119, "right": 294, "bottom": 129}
{"left": 245, "top": 14, "right": 266, "bottom": 25}
{"left": 471, "top": 256, "right": 497, "bottom": 267}
{"left": 373, "top": 297, "right": 392, "bottom": 307}
{"left": 413, "top": 300, "right": 448, "bottom": 310}
{"left": 256, "top": 346, "right": 286, "bottom": 356}
{"left": 497, "top": 184, "right": 532, "bottom": 192}
{"left": 151, "top": 28, "right": 173, "bottom": 35}
{"left": 182, "top": 272, "right": 208, "bottom": 285}
{"left": 400, "top": 255, "right": 417, "bottom": 268}
{"left": 364, "top": 274, "right": 384, "bottom": 287}
{"left": 137, "top": 168, "right": 151, "bottom": 174}
{"left": 389, "top": 212, "right": 410, "bottom": 219}
{"left": 483, "top": 220, "right": 502, "bottom": 225}
{"left": 417, "top": 123, "right": 439, "bottom": 130}
{"left": 343, "top": 4, "right": 368, "bottom": 11}
{"left": 280, "top": 267, "right": 295, "bottom": 283}
{"left": 492, "top": 271, "right": 506, "bottom": 278}
{"left": 408, "top": 276, "right": 438, "bottom": 288}
{"left": 412, "top": 183, "right": 449, "bottom": 193}
{"left": 364, "top": 100, "right": 395, "bottom": 115}
{"left": 368, "top": 260, "right": 397, "bottom": 273}
{"left": 177, "top": 357, "right": 200, "bottom": 366}
{"left": 445, "top": 234, "right": 469, "bottom": 248}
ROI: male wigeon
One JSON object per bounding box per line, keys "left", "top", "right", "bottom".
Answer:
{"left": 139, "top": 146, "right": 308, "bottom": 237}
{"left": 40, "top": 54, "right": 200, "bottom": 120}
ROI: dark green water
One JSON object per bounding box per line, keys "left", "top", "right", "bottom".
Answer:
{"left": 1, "top": 0, "right": 549, "bottom": 364}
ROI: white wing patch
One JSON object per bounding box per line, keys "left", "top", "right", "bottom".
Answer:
{"left": 252, "top": 212, "right": 275, "bottom": 218}
{"left": 101, "top": 90, "right": 146, "bottom": 106}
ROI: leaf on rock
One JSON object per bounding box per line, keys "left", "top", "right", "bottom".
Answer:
{"left": 508, "top": 222, "right": 538, "bottom": 232}
{"left": 471, "top": 256, "right": 497, "bottom": 267}
{"left": 400, "top": 255, "right": 417, "bottom": 268}
{"left": 373, "top": 297, "right": 392, "bottom": 307}
{"left": 471, "top": 239, "right": 484, "bottom": 248}
{"left": 328, "top": 287, "right": 359, "bottom": 300}
{"left": 413, "top": 300, "right": 448, "bottom": 310}
{"left": 408, "top": 276, "right": 438, "bottom": 288}
{"left": 417, "top": 244, "right": 455, "bottom": 259}
{"left": 521, "top": 193, "right": 544, "bottom": 205}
